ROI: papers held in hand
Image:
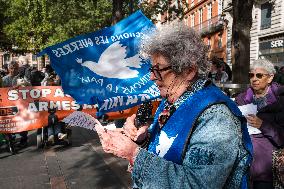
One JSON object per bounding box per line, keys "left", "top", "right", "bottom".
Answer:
{"left": 238, "top": 103, "right": 261, "bottom": 135}
{"left": 62, "top": 111, "right": 114, "bottom": 135}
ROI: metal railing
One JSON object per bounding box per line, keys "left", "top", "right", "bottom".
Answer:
{"left": 193, "top": 15, "right": 225, "bottom": 35}
{"left": 215, "top": 82, "right": 250, "bottom": 98}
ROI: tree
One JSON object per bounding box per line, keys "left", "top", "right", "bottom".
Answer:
{"left": 46, "top": 0, "right": 112, "bottom": 47}
{"left": 140, "top": 0, "right": 190, "bottom": 23}
{"left": 1, "top": 0, "right": 257, "bottom": 84}
{"left": 112, "top": 0, "right": 124, "bottom": 24}
{"left": 110, "top": 0, "right": 191, "bottom": 25}
{"left": 0, "top": 0, "right": 12, "bottom": 51}
{"left": 2, "top": 0, "right": 112, "bottom": 53}
{"left": 2, "top": 0, "right": 187, "bottom": 53}
{"left": 111, "top": 0, "right": 145, "bottom": 24}
{"left": 231, "top": 0, "right": 254, "bottom": 84}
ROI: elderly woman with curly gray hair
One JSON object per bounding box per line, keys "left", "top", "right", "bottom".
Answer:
{"left": 97, "top": 22, "right": 252, "bottom": 189}
{"left": 235, "top": 59, "right": 284, "bottom": 189}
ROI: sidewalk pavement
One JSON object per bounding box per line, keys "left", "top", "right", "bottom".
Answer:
{"left": 0, "top": 127, "right": 131, "bottom": 189}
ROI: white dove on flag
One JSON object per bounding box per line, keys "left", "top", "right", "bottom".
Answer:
{"left": 76, "top": 41, "right": 143, "bottom": 79}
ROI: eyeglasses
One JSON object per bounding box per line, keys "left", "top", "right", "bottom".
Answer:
{"left": 149, "top": 65, "right": 171, "bottom": 80}
{"left": 248, "top": 72, "right": 270, "bottom": 79}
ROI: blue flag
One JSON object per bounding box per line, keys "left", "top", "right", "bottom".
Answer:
{"left": 38, "top": 10, "right": 160, "bottom": 116}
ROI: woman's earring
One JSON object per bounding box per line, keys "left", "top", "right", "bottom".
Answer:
{"left": 187, "top": 83, "right": 192, "bottom": 91}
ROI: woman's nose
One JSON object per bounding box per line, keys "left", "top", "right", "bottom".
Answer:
{"left": 251, "top": 75, "right": 258, "bottom": 80}
{"left": 149, "top": 72, "right": 156, "bottom": 81}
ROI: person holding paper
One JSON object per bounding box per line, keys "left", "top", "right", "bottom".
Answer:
{"left": 97, "top": 21, "right": 252, "bottom": 189}
{"left": 235, "top": 59, "right": 284, "bottom": 189}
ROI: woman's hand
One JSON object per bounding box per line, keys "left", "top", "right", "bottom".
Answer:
{"left": 99, "top": 129, "right": 139, "bottom": 165}
{"left": 123, "top": 114, "right": 149, "bottom": 143}
{"left": 94, "top": 118, "right": 139, "bottom": 165}
{"left": 246, "top": 114, "right": 263, "bottom": 129}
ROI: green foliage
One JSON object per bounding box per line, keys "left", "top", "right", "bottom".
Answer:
{"left": 139, "top": 0, "right": 190, "bottom": 23}
{"left": 2, "top": 0, "right": 112, "bottom": 53}
{"left": 1, "top": 0, "right": 190, "bottom": 53}
{"left": 46, "top": 0, "right": 112, "bottom": 46}
{"left": 0, "top": 0, "right": 12, "bottom": 50}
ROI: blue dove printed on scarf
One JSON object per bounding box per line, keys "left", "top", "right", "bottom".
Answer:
{"left": 38, "top": 11, "right": 160, "bottom": 116}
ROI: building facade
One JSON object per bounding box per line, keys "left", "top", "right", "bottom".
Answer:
{"left": 186, "top": 0, "right": 228, "bottom": 63}
{"left": 0, "top": 52, "right": 47, "bottom": 70}
{"left": 157, "top": 0, "right": 229, "bottom": 63}
{"left": 250, "top": 0, "right": 284, "bottom": 68}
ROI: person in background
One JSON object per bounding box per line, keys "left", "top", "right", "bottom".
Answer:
{"left": 273, "top": 66, "right": 284, "bottom": 85}
{"left": 18, "top": 55, "right": 32, "bottom": 81}
{"left": 96, "top": 22, "right": 252, "bottom": 189}
{"left": 0, "top": 68, "right": 7, "bottom": 87}
{"left": 0, "top": 75, "right": 2, "bottom": 87}
{"left": 41, "top": 65, "right": 55, "bottom": 86}
{"left": 29, "top": 66, "right": 45, "bottom": 86}
{"left": 47, "top": 108, "right": 67, "bottom": 145}
{"left": 53, "top": 74, "right": 61, "bottom": 86}
{"left": 2, "top": 60, "right": 29, "bottom": 147}
{"left": 222, "top": 61, "right": 232, "bottom": 81}
{"left": 0, "top": 68, "right": 7, "bottom": 78}
{"left": 18, "top": 55, "right": 28, "bottom": 67}
{"left": 208, "top": 57, "right": 229, "bottom": 83}
{"left": 14, "top": 65, "right": 31, "bottom": 87}
{"left": 2, "top": 60, "right": 19, "bottom": 87}
{"left": 41, "top": 67, "right": 48, "bottom": 86}
{"left": 235, "top": 59, "right": 284, "bottom": 189}
{"left": 0, "top": 67, "right": 7, "bottom": 87}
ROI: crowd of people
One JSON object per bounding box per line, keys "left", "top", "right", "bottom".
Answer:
{"left": 97, "top": 22, "right": 253, "bottom": 189}
{"left": 95, "top": 22, "right": 284, "bottom": 189}
{"left": 1, "top": 22, "right": 284, "bottom": 189}
{"left": 0, "top": 56, "right": 63, "bottom": 148}
{"left": 0, "top": 58, "right": 60, "bottom": 88}
{"left": 207, "top": 55, "right": 284, "bottom": 87}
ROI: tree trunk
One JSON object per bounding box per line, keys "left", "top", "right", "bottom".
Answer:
{"left": 112, "top": 0, "right": 123, "bottom": 25}
{"left": 231, "top": 0, "right": 254, "bottom": 84}
{"left": 129, "top": 0, "right": 134, "bottom": 14}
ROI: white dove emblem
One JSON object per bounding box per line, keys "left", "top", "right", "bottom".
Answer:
{"left": 156, "top": 131, "right": 178, "bottom": 157}
{"left": 76, "top": 41, "right": 142, "bottom": 79}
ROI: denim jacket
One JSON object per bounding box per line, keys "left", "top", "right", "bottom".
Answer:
{"left": 132, "top": 81, "right": 251, "bottom": 189}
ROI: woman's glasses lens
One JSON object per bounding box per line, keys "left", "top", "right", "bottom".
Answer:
{"left": 149, "top": 66, "right": 171, "bottom": 80}
{"left": 248, "top": 73, "right": 268, "bottom": 79}
{"left": 149, "top": 67, "right": 162, "bottom": 80}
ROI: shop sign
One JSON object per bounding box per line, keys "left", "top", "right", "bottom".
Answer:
{"left": 271, "top": 39, "right": 284, "bottom": 48}
{"left": 259, "top": 39, "right": 284, "bottom": 50}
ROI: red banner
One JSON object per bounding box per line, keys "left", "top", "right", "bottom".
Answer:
{"left": 0, "top": 86, "right": 140, "bottom": 133}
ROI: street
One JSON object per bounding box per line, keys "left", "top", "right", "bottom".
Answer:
{"left": 0, "top": 127, "right": 132, "bottom": 189}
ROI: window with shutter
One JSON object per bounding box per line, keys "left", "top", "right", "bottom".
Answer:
{"left": 260, "top": 2, "right": 272, "bottom": 29}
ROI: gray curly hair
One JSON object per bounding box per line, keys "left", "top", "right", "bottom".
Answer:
{"left": 140, "top": 21, "right": 209, "bottom": 76}
{"left": 250, "top": 59, "right": 276, "bottom": 74}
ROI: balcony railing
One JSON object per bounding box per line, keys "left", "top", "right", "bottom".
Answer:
{"left": 193, "top": 15, "right": 225, "bottom": 36}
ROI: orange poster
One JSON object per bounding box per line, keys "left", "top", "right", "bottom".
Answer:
{"left": 0, "top": 86, "right": 98, "bottom": 133}
{"left": 0, "top": 86, "right": 142, "bottom": 133}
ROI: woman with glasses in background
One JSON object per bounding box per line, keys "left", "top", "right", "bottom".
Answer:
{"left": 97, "top": 22, "right": 252, "bottom": 189}
{"left": 235, "top": 59, "right": 284, "bottom": 189}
